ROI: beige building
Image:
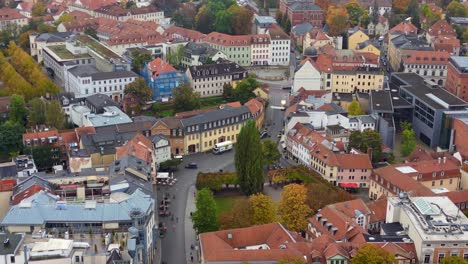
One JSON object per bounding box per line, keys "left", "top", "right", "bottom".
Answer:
{"left": 331, "top": 68, "right": 384, "bottom": 93}
{"left": 348, "top": 29, "right": 369, "bottom": 52}
{"left": 180, "top": 106, "right": 252, "bottom": 153}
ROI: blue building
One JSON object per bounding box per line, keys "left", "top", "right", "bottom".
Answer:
{"left": 141, "top": 58, "right": 186, "bottom": 100}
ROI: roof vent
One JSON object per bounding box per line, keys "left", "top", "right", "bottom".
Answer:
{"left": 279, "top": 244, "right": 287, "bottom": 249}
{"left": 227, "top": 233, "right": 233, "bottom": 239}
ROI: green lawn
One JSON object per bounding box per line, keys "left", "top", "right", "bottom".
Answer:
{"left": 214, "top": 195, "right": 246, "bottom": 217}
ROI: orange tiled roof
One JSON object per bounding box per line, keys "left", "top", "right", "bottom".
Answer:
{"left": 67, "top": 10, "right": 92, "bottom": 20}
{"left": 0, "top": 7, "right": 26, "bottom": 21}
{"left": 199, "top": 223, "right": 305, "bottom": 262}
{"left": 147, "top": 58, "right": 176, "bottom": 74}
{"left": 164, "top": 26, "right": 206, "bottom": 42}
{"left": 74, "top": 0, "right": 118, "bottom": 10}
{"left": 116, "top": 133, "right": 153, "bottom": 164}
{"left": 334, "top": 154, "right": 372, "bottom": 169}
{"left": 402, "top": 50, "right": 450, "bottom": 65}
{"left": 23, "top": 129, "right": 60, "bottom": 142}
{"left": 75, "top": 126, "right": 96, "bottom": 139}
{"left": 204, "top": 32, "right": 253, "bottom": 47}
{"left": 245, "top": 98, "right": 263, "bottom": 115}
{"left": 368, "top": 198, "right": 387, "bottom": 224}
{"left": 389, "top": 21, "right": 417, "bottom": 35}
{"left": 17, "top": 2, "right": 33, "bottom": 12}
{"left": 427, "top": 20, "right": 456, "bottom": 37}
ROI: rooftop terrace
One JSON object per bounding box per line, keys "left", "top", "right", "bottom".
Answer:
{"left": 75, "top": 35, "right": 127, "bottom": 64}
{"left": 48, "top": 45, "right": 91, "bottom": 60}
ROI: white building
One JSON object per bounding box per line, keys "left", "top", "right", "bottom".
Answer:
{"left": 251, "top": 34, "right": 270, "bottom": 66}
{"left": 386, "top": 195, "right": 468, "bottom": 263}
{"left": 293, "top": 60, "right": 322, "bottom": 93}
{"left": 152, "top": 134, "right": 171, "bottom": 165}
{"left": 267, "top": 25, "right": 291, "bottom": 66}
{"left": 66, "top": 65, "right": 138, "bottom": 101}
{"left": 29, "top": 32, "right": 75, "bottom": 63}
{"left": 0, "top": 233, "right": 24, "bottom": 264}
{"left": 70, "top": 105, "right": 132, "bottom": 127}
{"left": 0, "top": 7, "right": 28, "bottom": 31}
{"left": 185, "top": 62, "right": 248, "bottom": 97}
{"left": 13, "top": 155, "right": 38, "bottom": 178}
{"left": 401, "top": 50, "right": 450, "bottom": 86}
{"left": 348, "top": 115, "right": 376, "bottom": 132}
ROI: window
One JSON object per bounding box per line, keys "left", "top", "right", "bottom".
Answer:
{"left": 424, "top": 255, "right": 430, "bottom": 263}
{"left": 10, "top": 256, "right": 15, "bottom": 263}
{"left": 438, "top": 253, "right": 445, "bottom": 263}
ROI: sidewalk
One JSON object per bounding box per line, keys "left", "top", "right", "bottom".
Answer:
{"left": 184, "top": 185, "right": 199, "bottom": 264}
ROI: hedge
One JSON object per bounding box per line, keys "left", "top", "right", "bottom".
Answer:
{"left": 195, "top": 171, "right": 238, "bottom": 191}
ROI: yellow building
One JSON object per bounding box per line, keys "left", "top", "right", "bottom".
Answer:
{"left": 356, "top": 41, "right": 381, "bottom": 56}
{"left": 181, "top": 106, "right": 252, "bottom": 153}
{"left": 253, "top": 86, "right": 269, "bottom": 101}
{"left": 331, "top": 68, "right": 384, "bottom": 93}
{"left": 348, "top": 29, "right": 369, "bottom": 52}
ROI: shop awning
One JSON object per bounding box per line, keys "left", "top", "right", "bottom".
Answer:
{"left": 340, "top": 182, "right": 359, "bottom": 188}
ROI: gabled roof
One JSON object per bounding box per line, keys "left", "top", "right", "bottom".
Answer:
{"left": 368, "top": 198, "right": 387, "bottom": 224}
{"left": 73, "top": 0, "right": 118, "bottom": 10}
{"left": 389, "top": 21, "right": 417, "bottom": 35}
{"left": 204, "top": 32, "right": 253, "bottom": 46}
{"left": 115, "top": 133, "right": 153, "bottom": 164}
{"left": 164, "top": 26, "right": 206, "bottom": 42}
{"left": 147, "top": 58, "right": 177, "bottom": 74}
{"left": 199, "top": 223, "right": 305, "bottom": 262}
{"left": 0, "top": 7, "right": 26, "bottom": 21}
{"left": 12, "top": 175, "right": 55, "bottom": 205}
{"left": 245, "top": 98, "right": 263, "bottom": 115}
{"left": 427, "top": 20, "right": 456, "bottom": 37}
{"left": 292, "top": 22, "right": 313, "bottom": 36}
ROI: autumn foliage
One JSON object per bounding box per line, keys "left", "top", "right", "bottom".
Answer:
{"left": 278, "top": 184, "right": 311, "bottom": 231}
{"left": 326, "top": 5, "right": 349, "bottom": 36}
{"left": 196, "top": 171, "right": 238, "bottom": 191}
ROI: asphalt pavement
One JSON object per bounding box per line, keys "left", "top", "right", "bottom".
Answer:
{"left": 158, "top": 151, "right": 235, "bottom": 264}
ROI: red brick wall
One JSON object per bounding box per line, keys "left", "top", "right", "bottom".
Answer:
{"left": 288, "top": 10, "right": 323, "bottom": 27}
{"left": 446, "top": 62, "right": 468, "bottom": 102}
{"left": 453, "top": 118, "right": 468, "bottom": 159}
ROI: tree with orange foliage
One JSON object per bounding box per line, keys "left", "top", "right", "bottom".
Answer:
{"left": 393, "top": 0, "right": 411, "bottom": 13}
{"left": 315, "top": 0, "right": 328, "bottom": 12}
{"left": 326, "top": 5, "right": 349, "bottom": 36}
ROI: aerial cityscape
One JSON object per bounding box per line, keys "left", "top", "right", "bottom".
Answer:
{"left": 0, "top": 0, "right": 467, "bottom": 263}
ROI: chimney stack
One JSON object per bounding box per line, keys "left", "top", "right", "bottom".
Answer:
{"left": 438, "top": 157, "right": 441, "bottom": 165}
{"left": 443, "top": 156, "right": 447, "bottom": 164}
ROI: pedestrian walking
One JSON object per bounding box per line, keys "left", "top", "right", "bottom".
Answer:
{"left": 190, "top": 253, "right": 194, "bottom": 263}
{"left": 191, "top": 244, "right": 195, "bottom": 250}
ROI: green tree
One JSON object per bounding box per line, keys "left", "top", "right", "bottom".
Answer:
{"left": 348, "top": 130, "right": 382, "bottom": 162}
{"left": 400, "top": 121, "right": 416, "bottom": 156}
{"left": 45, "top": 100, "right": 65, "bottom": 129}
{"left": 28, "top": 98, "right": 47, "bottom": 126}
{"left": 166, "top": 45, "right": 185, "bottom": 68}
{"left": 0, "top": 121, "right": 24, "bottom": 161}
{"left": 55, "top": 13, "right": 73, "bottom": 25}
{"left": 222, "top": 83, "right": 233, "bottom": 99}
{"left": 228, "top": 5, "right": 254, "bottom": 35}
{"left": 9, "top": 95, "right": 27, "bottom": 125}
{"left": 193, "top": 188, "right": 219, "bottom": 233}
{"left": 262, "top": 139, "right": 280, "bottom": 166}
{"left": 31, "top": 145, "right": 61, "bottom": 170}
{"left": 352, "top": 244, "right": 395, "bottom": 264}
{"left": 345, "top": 0, "right": 367, "bottom": 26}
{"left": 32, "top": 1, "right": 46, "bottom": 16}
{"left": 278, "top": 256, "right": 306, "bottom": 264}
{"left": 124, "top": 77, "right": 153, "bottom": 102}
{"left": 159, "top": 158, "right": 182, "bottom": 171}
{"left": 249, "top": 193, "right": 276, "bottom": 225}
{"left": 214, "top": 10, "right": 233, "bottom": 34}
{"left": 235, "top": 120, "right": 264, "bottom": 195}
{"left": 278, "top": 184, "right": 311, "bottom": 231}
{"left": 447, "top": 0, "right": 468, "bottom": 18}
{"left": 232, "top": 75, "right": 260, "bottom": 104}
{"left": 0, "top": 23, "right": 21, "bottom": 47}
{"left": 172, "top": 84, "right": 201, "bottom": 112}
{"left": 440, "top": 256, "right": 468, "bottom": 264}
{"left": 406, "top": 0, "right": 420, "bottom": 29}
{"left": 347, "top": 100, "right": 365, "bottom": 115}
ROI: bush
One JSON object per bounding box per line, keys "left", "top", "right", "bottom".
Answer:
{"left": 267, "top": 166, "right": 317, "bottom": 184}
{"left": 196, "top": 171, "right": 238, "bottom": 191}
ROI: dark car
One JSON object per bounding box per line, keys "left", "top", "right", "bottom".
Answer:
{"left": 185, "top": 163, "right": 198, "bottom": 169}
{"left": 260, "top": 131, "right": 269, "bottom": 139}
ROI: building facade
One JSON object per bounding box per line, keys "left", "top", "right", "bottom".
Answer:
{"left": 401, "top": 51, "right": 450, "bottom": 86}
{"left": 267, "top": 24, "right": 291, "bottom": 66}
{"left": 141, "top": 58, "right": 187, "bottom": 100}
{"left": 446, "top": 56, "right": 468, "bottom": 102}
{"left": 186, "top": 62, "right": 247, "bottom": 97}
{"left": 203, "top": 33, "right": 252, "bottom": 67}
{"left": 279, "top": 0, "right": 323, "bottom": 27}
{"left": 0, "top": 7, "right": 28, "bottom": 30}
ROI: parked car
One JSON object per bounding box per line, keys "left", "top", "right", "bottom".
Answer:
{"left": 260, "top": 131, "right": 269, "bottom": 139}
{"left": 185, "top": 163, "right": 198, "bottom": 169}
{"left": 174, "top": 155, "right": 183, "bottom": 161}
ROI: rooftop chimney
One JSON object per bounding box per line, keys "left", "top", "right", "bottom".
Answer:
{"left": 438, "top": 157, "right": 441, "bottom": 165}
{"left": 443, "top": 156, "right": 447, "bottom": 164}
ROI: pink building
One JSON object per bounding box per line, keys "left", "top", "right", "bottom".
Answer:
{"left": 335, "top": 153, "right": 373, "bottom": 188}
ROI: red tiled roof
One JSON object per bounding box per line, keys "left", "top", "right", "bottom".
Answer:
{"left": 245, "top": 98, "right": 263, "bottom": 115}
{"left": 368, "top": 198, "right": 387, "bottom": 224}
{"left": 204, "top": 32, "right": 253, "bottom": 46}
{"left": 427, "top": 20, "right": 456, "bottom": 37}
{"left": 434, "top": 34, "right": 461, "bottom": 48}
{"left": 75, "top": 126, "right": 96, "bottom": 139}
{"left": 329, "top": 199, "right": 371, "bottom": 219}
{"left": 17, "top": 2, "right": 33, "bottom": 12}
{"left": 74, "top": 0, "right": 118, "bottom": 10}
{"left": 23, "top": 129, "right": 60, "bottom": 142}
{"left": 200, "top": 223, "right": 305, "bottom": 262}
{"left": 67, "top": 10, "right": 92, "bottom": 20}
{"left": 164, "top": 26, "right": 206, "bottom": 42}
{"left": 389, "top": 21, "right": 417, "bottom": 35}
{"left": 147, "top": 58, "right": 176, "bottom": 74}
{"left": 116, "top": 133, "right": 153, "bottom": 163}
{"left": 174, "top": 108, "right": 217, "bottom": 118}
{"left": 59, "top": 131, "right": 79, "bottom": 147}
{"left": 334, "top": 154, "right": 372, "bottom": 169}
{"left": 402, "top": 50, "right": 450, "bottom": 65}
{"left": 220, "top": 102, "right": 242, "bottom": 108}
{"left": 0, "top": 7, "right": 26, "bottom": 21}
{"left": 444, "top": 190, "right": 468, "bottom": 205}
